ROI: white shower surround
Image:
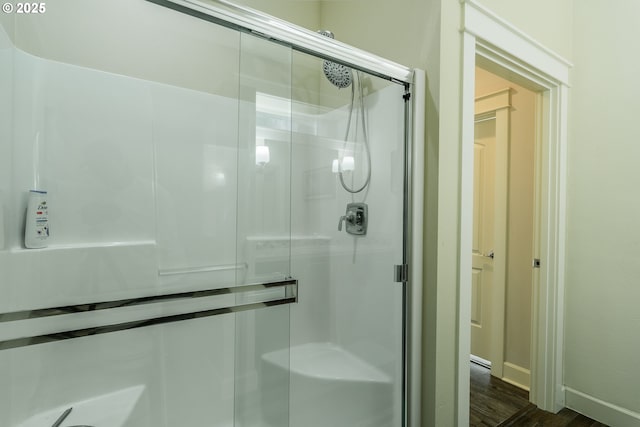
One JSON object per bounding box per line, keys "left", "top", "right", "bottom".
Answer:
{"left": 0, "top": 22, "right": 408, "bottom": 427}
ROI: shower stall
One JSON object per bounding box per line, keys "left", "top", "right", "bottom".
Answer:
{"left": 0, "top": 1, "right": 422, "bottom": 426}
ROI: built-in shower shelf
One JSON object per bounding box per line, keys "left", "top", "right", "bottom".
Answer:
{"left": 257, "top": 126, "right": 358, "bottom": 152}
{"left": 0, "top": 241, "right": 157, "bottom": 315}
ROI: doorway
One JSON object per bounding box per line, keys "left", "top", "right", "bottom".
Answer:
{"left": 459, "top": 3, "right": 571, "bottom": 418}
{"left": 470, "top": 65, "right": 538, "bottom": 393}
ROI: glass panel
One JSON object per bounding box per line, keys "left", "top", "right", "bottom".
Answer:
{"left": 153, "top": 34, "right": 242, "bottom": 294}
{"left": 0, "top": 9, "right": 247, "bottom": 427}
{"left": 234, "top": 33, "right": 293, "bottom": 427}
{"left": 0, "top": 315, "right": 235, "bottom": 427}
{"left": 289, "top": 52, "right": 406, "bottom": 426}
{"left": 1, "top": 5, "right": 407, "bottom": 427}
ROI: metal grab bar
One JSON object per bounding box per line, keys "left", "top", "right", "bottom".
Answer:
{"left": 0, "top": 279, "right": 296, "bottom": 323}
{"left": 0, "top": 279, "right": 297, "bottom": 351}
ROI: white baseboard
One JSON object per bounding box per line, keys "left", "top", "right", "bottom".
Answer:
{"left": 565, "top": 387, "right": 640, "bottom": 427}
{"left": 502, "top": 362, "right": 530, "bottom": 391}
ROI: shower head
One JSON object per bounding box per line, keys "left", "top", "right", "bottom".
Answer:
{"left": 323, "top": 61, "right": 353, "bottom": 89}
{"left": 317, "top": 30, "right": 352, "bottom": 89}
{"left": 317, "top": 29, "right": 334, "bottom": 39}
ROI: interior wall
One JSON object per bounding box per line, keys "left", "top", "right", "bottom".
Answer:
{"left": 564, "top": 0, "right": 640, "bottom": 422}
{"left": 474, "top": 0, "right": 573, "bottom": 61}
{"left": 229, "top": 0, "right": 321, "bottom": 32}
{"left": 475, "top": 67, "right": 536, "bottom": 381}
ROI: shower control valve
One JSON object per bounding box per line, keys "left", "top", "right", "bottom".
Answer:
{"left": 338, "top": 212, "right": 355, "bottom": 231}
{"left": 338, "top": 202, "right": 368, "bottom": 235}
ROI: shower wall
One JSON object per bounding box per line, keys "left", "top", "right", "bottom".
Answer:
{"left": 0, "top": 19, "right": 244, "bottom": 426}
{"left": 11, "top": 0, "right": 239, "bottom": 96}
{"left": 287, "top": 54, "right": 405, "bottom": 425}
{"left": 290, "top": 85, "right": 404, "bottom": 352}
{"left": 0, "top": 4, "right": 407, "bottom": 426}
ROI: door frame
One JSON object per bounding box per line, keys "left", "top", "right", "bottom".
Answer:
{"left": 459, "top": 0, "right": 572, "bottom": 417}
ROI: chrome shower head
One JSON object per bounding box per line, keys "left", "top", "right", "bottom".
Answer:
{"left": 317, "top": 29, "right": 335, "bottom": 39}
{"left": 317, "top": 30, "right": 352, "bottom": 89}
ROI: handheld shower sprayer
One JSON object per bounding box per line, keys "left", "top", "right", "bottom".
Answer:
{"left": 317, "top": 30, "right": 371, "bottom": 194}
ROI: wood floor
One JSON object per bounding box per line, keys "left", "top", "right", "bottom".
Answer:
{"left": 470, "top": 362, "right": 608, "bottom": 426}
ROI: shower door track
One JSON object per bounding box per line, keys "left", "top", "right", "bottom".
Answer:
{"left": 0, "top": 279, "right": 298, "bottom": 351}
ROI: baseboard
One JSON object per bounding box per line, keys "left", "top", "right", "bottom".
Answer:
{"left": 502, "top": 362, "right": 530, "bottom": 391}
{"left": 565, "top": 387, "right": 640, "bottom": 427}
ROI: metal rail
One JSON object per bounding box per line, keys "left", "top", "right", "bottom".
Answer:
{"left": 0, "top": 279, "right": 297, "bottom": 351}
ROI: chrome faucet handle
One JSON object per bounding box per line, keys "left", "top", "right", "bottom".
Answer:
{"left": 338, "top": 212, "right": 355, "bottom": 231}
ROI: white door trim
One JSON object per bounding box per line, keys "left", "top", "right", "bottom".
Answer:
{"left": 459, "top": 0, "right": 571, "bottom": 420}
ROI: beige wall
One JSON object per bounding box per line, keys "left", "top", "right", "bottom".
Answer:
{"left": 564, "top": 0, "right": 640, "bottom": 417}
{"left": 472, "top": 0, "right": 640, "bottom": 422}
{"left": 475, "top": 0, "right": 573, "bottom": 61}
{"left": 231, "top": 0, "right": 320, "bottom": 31}
{"left": 475, "top": 67, "right": 536, "bottom": 376}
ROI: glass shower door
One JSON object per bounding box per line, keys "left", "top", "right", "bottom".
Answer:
{"left": 234, "top": 33, "right": 294, "bottom": 427}
{"left": 232, "top": 33, "right": 408, "bottom": 427}
{"left": 0, "top": 2, "right": 410, "bottom": 426}
{"left": 287, "top": 52, "right": 407, "bottom": 426}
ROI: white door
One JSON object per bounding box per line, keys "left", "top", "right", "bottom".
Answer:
{"left": 470, "top": 118, "right": 496, "bottom": 362}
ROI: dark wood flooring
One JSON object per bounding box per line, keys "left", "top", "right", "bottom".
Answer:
{"left": 470, "top": 362, "right": 608, "bottom": 426}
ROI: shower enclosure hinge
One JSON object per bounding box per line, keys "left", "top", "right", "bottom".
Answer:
{"left": 403, "top": 92, "right": 411, "bottom": 102}
{"left": 394, "top": 264, "right": 409, "bottom": 283}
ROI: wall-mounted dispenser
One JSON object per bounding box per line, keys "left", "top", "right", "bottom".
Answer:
{"left": 338, "top": 202, "right": 367, "bottom": 235}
